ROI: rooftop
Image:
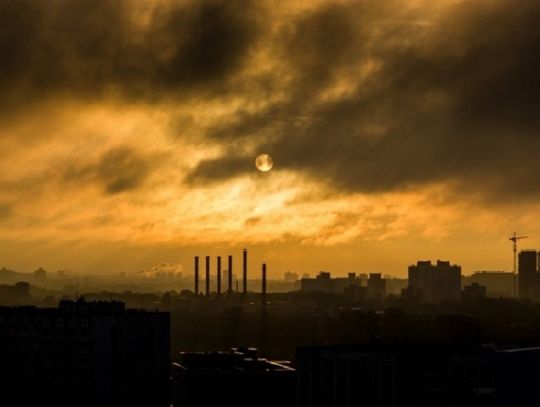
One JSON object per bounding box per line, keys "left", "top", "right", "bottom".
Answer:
{"left": 175, "top": 347, "right": 294, "bottom": 373}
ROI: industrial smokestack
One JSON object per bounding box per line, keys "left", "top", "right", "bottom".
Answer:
{"left": 243, "top": 249, "right": 248, "bottom": 295}
{"left": 262, "top": 263, "right": 267, "bottom": 307}
{"left": 228, "top": 255, "right": 233, "bottom": 295}
{"left": 205, "top": 256, "right": 210, "bottom": 296}
{"left": 217, "top": 256, "right": 222, "bottom": 295}
{"left": 194, "top": 256, "right": 199, "bottom": 296}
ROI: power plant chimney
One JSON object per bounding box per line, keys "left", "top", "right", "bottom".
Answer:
{"left": 243, "top": 248, "right": 248, "bottom": 296}
{"left": 205, "top": 256, "right": 210, "bottom": 296}
{"left": 262, "top": 263, "right": 267, "bottom": 307}
{"left": 217, "top": 256, "right": 222, "bottom": 295}
{"left": 228, "top": 255, "right": 233, "bottom": 295}
{"left": 194, "top": 256, "right": 199, "bottom": 296}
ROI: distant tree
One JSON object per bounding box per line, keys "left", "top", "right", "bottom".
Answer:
{"left": 180, "top": 289, "right": 194, "bottom": 298}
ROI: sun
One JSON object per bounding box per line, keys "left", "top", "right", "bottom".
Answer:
{"left": 255, "top": 154, "right": 273, "bottom": 172}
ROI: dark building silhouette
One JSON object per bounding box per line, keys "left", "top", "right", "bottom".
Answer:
{"left": 297, "top": 344, "right": 448, "bottom": 407}
{"left": 297, "top": 344, "right": 540, "bottom": 407}
{"left": 406, "top": 260, "right": 461, "bottom": 302}
{"left": 367, "top": 273, "right": 386, "bottom": 299}
{"left": 385, "top": 277, "right": 408, "bottom": 296}
{"left": 301, "top": 271, "right": 334, "bottom": 292}
{"left": 519, "top": 250, "right": 537, "bottom": 300}
{"left": 466, "top": 271, "right": 513, "bottom": 298}
{"left": 462, "top": 282, "right": 487, "bottom": 300}
{"left": 301, "top": 272, "right": 368, "bottom": 294}
{"left": 171, "top": 347, "right": 295, "bottom": 407}
{"left": 343, "top": 284, "right": 368, "bottom": 301}
{"left": 0, "top": 299, "right": 169, "bottom": 407}
{"left": 333, "top": 273, "right": 364, "bottom": 293}
{"left": 450, "top": 347, "right": 540, "bottom": 407}
{"left": 34, "top": 267, "right": 47, "bottom": 283}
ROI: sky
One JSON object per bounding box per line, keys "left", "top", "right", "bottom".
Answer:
{"left": 1, "top": 0, "right": 540, "bottom": 277}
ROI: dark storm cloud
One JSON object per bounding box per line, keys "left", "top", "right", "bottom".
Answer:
{"left": 64, "top": 147, "right": 157, "bottom": 194}
{"left": 186, "top": 154, "right": 253, "bottom": 184}
{"left": 96, "top": 147, "right": 154, "bottom": 193}
{"left": 0, "top": 0, "right": 261, "bottom": 105}
{"left": 191, "top": 0, "right": 540, "bottom": 201}
{"left": 3, "top": 0, "right": 540, "bottom": 201}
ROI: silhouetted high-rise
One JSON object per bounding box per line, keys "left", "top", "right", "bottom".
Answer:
{"left": 406, "top": 260, "right": 461, "bottom": 302}
{"left": 367, "top": 273, "right": 386, "bottom": 299}
{"left": 519, "top": 250, "right": 537, "bottom": 299}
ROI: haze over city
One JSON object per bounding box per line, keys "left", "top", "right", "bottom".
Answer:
{"left": 2, "top": 0, "right": 540, "bottom": 277}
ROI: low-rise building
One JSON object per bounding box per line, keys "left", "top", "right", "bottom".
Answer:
{"left": 465, "top": 272, "right": 513, "bottom": 298}
{"left": 298, "top": 344, "right": 540, "bottom": 407}
{"left": 301, "top": 272, "right": 385, "bottom": 297}
{"left": 171, "top": 347, "right": 295, "bottom": 407}
{"left": 462, "top": 283, "right": 487, "bottom": 300}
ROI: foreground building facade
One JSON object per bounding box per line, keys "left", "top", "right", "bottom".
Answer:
{"left": 0, "top": 299, "right": 169, "bottom": 407}
{"left": 297, "top": 344, "right": 540, "bottom": 407}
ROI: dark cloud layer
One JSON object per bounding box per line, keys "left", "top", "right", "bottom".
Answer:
{"left": 0, "top": 0, "right": 260, "bottom": 106}
{"left": 63, "top": 147, "right": 156, "bottom": 194}
{"left": 190, "top": 0, "right": 540, "bottom": 201}
{"left": 186, "top": 155, "right": 253, "bottom": 184}
{"left": 2, "top": 0, "right": 540, "bottom": 201}
{"left": 96, "top": 147, "right": 154, "bottom": 193}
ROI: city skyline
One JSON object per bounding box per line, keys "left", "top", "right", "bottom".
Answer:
{"left": 1, "top": 0, "right": 540, "bottom": 277}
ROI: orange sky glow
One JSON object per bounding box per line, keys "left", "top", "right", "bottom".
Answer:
{"left": 1, "top": 0, "right": 539, "bottom": 277}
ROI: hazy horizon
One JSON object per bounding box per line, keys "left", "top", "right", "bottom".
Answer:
{"left": 0, "top": 240, "right": 519, "bottom": 279}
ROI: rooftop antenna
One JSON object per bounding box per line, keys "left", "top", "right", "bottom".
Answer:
{"left": 510, "top": 231, "right": 528, "bottom": 298}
